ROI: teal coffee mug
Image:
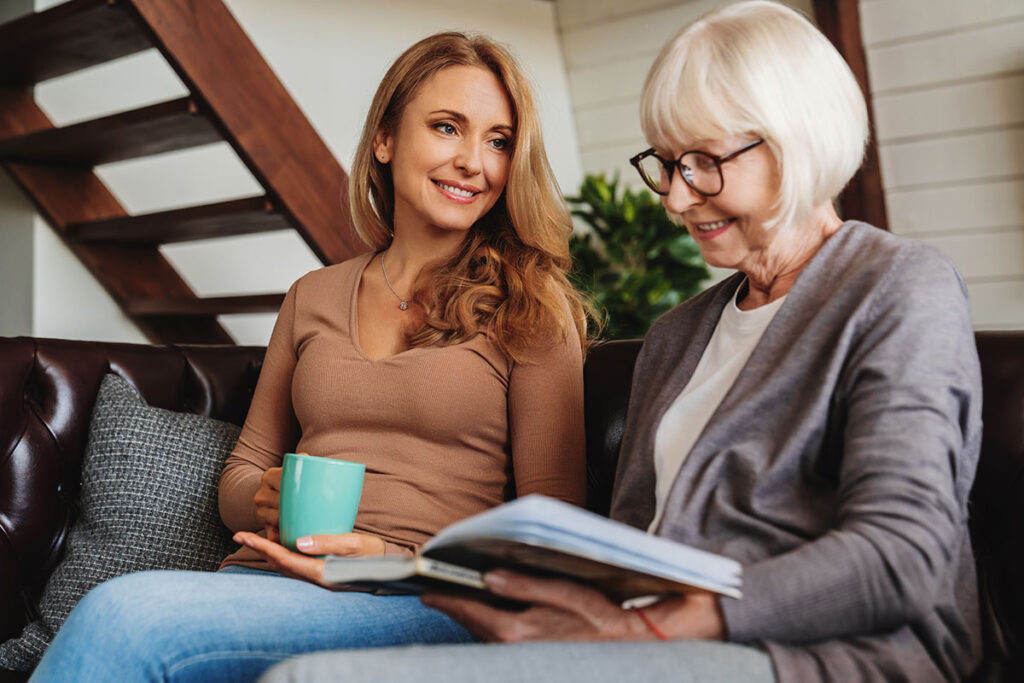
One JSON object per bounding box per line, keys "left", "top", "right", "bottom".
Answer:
{"left": 279, "top": 452, "right": 365, "bottom": 551}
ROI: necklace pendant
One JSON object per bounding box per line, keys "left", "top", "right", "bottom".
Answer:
{"left": 399, "top": 300, "right": 409, "bottom": 311}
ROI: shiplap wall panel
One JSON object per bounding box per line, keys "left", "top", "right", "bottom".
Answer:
{"left": 879, "top": 128, "right": 1024, "bottom": 190}
{"left": 557, "top": 0, "right": 688, "bottom": 31}
{"left": 874, "top": 74, "right": 1024, "bottom": 142}
{"left": 561, "top": 0, "right": 725, "bottom": 70}
{"left": 868, "top": 21, "right": 1023, "bottom": 93}
{"left": 966, "top": 281, "right": 1024, "bottom": 328}
{"left": 860, "top": 0, "right": 1024, "bottom": 46}
{"left": 922, "top": 230, "right": 1024, "bottom": 280}
{"left": 568, "top": 54, "right": 653, "bottom": 109}
{"left": 886, "top": 179, "right": 1024, "bottom": 235}
{"left": 864, "top": 0, "right": 1024, "bottom": 329}
{"left": 575, "top": 100, "right": 643, "bottom": 149}
{"left": 580, "top": 141, "right": 650, "bottom": 185}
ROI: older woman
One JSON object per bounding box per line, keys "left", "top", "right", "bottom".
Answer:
{"left": 258, "top": 2, "right": 982, "bottom": 682}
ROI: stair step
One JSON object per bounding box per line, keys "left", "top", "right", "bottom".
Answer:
{"left": 126, "top": 293, "right": 287, "bottom": 317}
{"left": 0, "top": 0, "right": 151, "bottom": 86}
{"left": 0, "top": 97, "right": 220, "bottom": 167}
{"left": 129, "top": 0, "right": 364, "bottom": 265}
{"left": 65, "top": 196, "right": 289, "bottom": 245}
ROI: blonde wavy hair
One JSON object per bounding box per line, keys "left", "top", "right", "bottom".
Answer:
{"left": 350, "top": 32, "right": 590, "bottom": 360}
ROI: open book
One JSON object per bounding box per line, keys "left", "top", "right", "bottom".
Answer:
{"left": 323, "top": 495, "right": 742, "bottom": 602}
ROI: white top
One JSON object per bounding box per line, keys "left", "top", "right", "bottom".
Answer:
{"left": 648, "top": 282, "right": 786, "bottom": 531}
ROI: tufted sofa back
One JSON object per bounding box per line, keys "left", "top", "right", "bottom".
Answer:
{"left": 0, "top": 336, "right": 265, "bottom": 654}
{"left": 1, "top": 332, "right": 1022, "bottom": 681}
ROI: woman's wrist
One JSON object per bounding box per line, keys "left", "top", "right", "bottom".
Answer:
{"left": 640, "top": 594, "right": 726, "bottom": 641}
{"left": 633, "top": 606, "right": 670, "bottom": 640}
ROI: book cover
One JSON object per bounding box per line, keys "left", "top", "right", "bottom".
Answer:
{"left": 323, "top": 495, "right": 742, "bottom": 602}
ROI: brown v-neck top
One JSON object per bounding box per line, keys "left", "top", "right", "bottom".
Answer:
{"left": 219, "top": 251, "right": 586, "bottom": 569}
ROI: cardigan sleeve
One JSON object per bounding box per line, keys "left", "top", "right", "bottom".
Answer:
{"left": 720, "top": 245, "right": 982, "bottom": 644}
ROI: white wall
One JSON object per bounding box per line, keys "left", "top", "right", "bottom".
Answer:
{"left": 0, "top": 0, "right": 37, "bottom": 338}
{"left": 860, "top": 0, "right": 1024, "bottom": 329}
{"left": 0, "top": 173, "right": 34, "bottom": 337}
{"left": 10, "top": 0, "right": 581, "bottom": 344}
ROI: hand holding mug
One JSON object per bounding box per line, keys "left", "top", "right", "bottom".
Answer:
{"left": 278, "top": 452, "right": 365, "bottom": 551}
{"left": 236, "top": 452, "right": 370, "bottom": 586}
{"left": 234, "top": 530, "right": 386, "bottom": 587}
{"left": 254, "top": 466, "right": 283, "bottom": 542}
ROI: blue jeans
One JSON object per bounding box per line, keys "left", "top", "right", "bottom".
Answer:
{"left": 29, "top": 566, "right": 472, "bottom": 683}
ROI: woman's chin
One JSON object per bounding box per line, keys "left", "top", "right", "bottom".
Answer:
{"left": 697, "top": 250, "right": 740, "bottom": 271}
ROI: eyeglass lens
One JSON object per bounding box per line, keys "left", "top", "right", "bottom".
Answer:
{"left": 637, "top": 152, "right": 722, "bottom": 196}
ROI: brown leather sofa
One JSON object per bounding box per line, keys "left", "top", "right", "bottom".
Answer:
{"left": 1, "top": 333, "right": 1022, "bottom": 681}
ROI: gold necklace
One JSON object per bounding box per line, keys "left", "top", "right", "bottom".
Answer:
{"left": 380, "top": 251, "right": 409, "bottom": 311}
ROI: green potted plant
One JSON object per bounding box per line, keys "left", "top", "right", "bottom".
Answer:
{"left": 568, "top": 173, "right": 709, "bottom": 340}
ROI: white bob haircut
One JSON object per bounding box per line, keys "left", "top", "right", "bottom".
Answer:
{"left": 640, "top": 0, "right": 869, "bottom": 230}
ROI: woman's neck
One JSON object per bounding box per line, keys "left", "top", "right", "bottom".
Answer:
{"left": 738, "top": 204, "right": 843, "bottom": 310}
{"left": 383, "top": 228, "right": 465, "bottom": 289}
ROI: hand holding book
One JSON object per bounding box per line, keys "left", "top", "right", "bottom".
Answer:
{"left": 420, "top": 569, "right": 727, "bottom": 642}
{"left": 321, "top": 495, "right": 742, "bottom": 602}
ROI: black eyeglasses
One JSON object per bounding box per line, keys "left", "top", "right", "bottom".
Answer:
{"left": 629, "top": 139, "right": 765, "bottom": 197}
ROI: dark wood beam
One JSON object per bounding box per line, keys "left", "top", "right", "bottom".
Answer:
{"left": 0, "top": 0, "right": 151, "bottom": 86}
{"left": 126, "top": 293, "right": 286, "bottom": 316}
{"left": 66, "top": 196, "right": 288, "bottom": 245}
{"left": 125, "top": 0, "right": 367, "bottom": 264}
{"left": 0, "top": 97, "right": 220, "bottom": 167}
{"left": 813, "top": 0, "right": 889, "bottom": 230}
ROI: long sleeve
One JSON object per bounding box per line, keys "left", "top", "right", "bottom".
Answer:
{"left": 507, "top": 321, "right": 586, "bottom": 506}
{"left": 218, "top": 282, "right": 301, "bottom": 532}
{"left": 220, "top": 257, "right": 589, "bottom": 570}
{"left": 720, "top": 245, "right": 981, "bottom": 644}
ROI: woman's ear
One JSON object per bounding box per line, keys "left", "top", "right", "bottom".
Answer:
{"left": 373, "top": 130, "right": 392, "bottom": 164}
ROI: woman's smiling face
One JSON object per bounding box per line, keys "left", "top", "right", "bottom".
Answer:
{"left": 376, "top": 65, "right": 514, "bottom": 239}
{"left": 659, "top": 134, "right": 781, "bottom": 271}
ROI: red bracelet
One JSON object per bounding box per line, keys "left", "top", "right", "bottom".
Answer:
{"left": 634, "top": 606, "right": 670, "bottom": 641}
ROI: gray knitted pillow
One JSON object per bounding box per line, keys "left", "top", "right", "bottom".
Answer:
{"left": 0, "top": 373, "right": 241, "bottom": 671}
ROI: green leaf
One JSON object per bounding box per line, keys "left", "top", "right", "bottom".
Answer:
{"left": 566, "top": 173, "right": 710, "bottom": 339}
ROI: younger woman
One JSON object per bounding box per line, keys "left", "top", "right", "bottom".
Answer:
{"left": 31, "top": 31, "right": 588, "bottom": 683}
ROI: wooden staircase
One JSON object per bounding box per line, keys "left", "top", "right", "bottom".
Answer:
{"left": 0, "top": 0, "right": 367, "bottom": 344}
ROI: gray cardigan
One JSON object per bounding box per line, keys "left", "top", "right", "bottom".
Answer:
{"left": 610, "top": 222, "right": 982, "bottom": 682}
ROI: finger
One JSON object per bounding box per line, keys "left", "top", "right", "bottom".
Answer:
{"left": 420, "top": 593, "right": 513, "bottom": 641}
{"left": 264, "top": 525, "right": 280, "bottom": 543}
{"left": 234, "top": 532, "right": 327, "bottom": 586}
{"left": 261, "top": 467, "right": 282, "bottom": 491}
{"left": 484, "top": 571, "right": 608, "bottom": 609}
{"left": 255, "top": 507, "right": 279, "bottom": 527}
{"left": 295, "top": 533, "right": 383, "bottom": 557}
{"left": 253, "top": 488, "right": 280, "bottom": 510}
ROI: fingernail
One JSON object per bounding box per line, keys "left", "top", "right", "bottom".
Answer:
{"left": 296, "top": 537, "right": 314, "bottom": 550}
{"left": 484, "top": 571, "right": 507, "bottom": 588}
